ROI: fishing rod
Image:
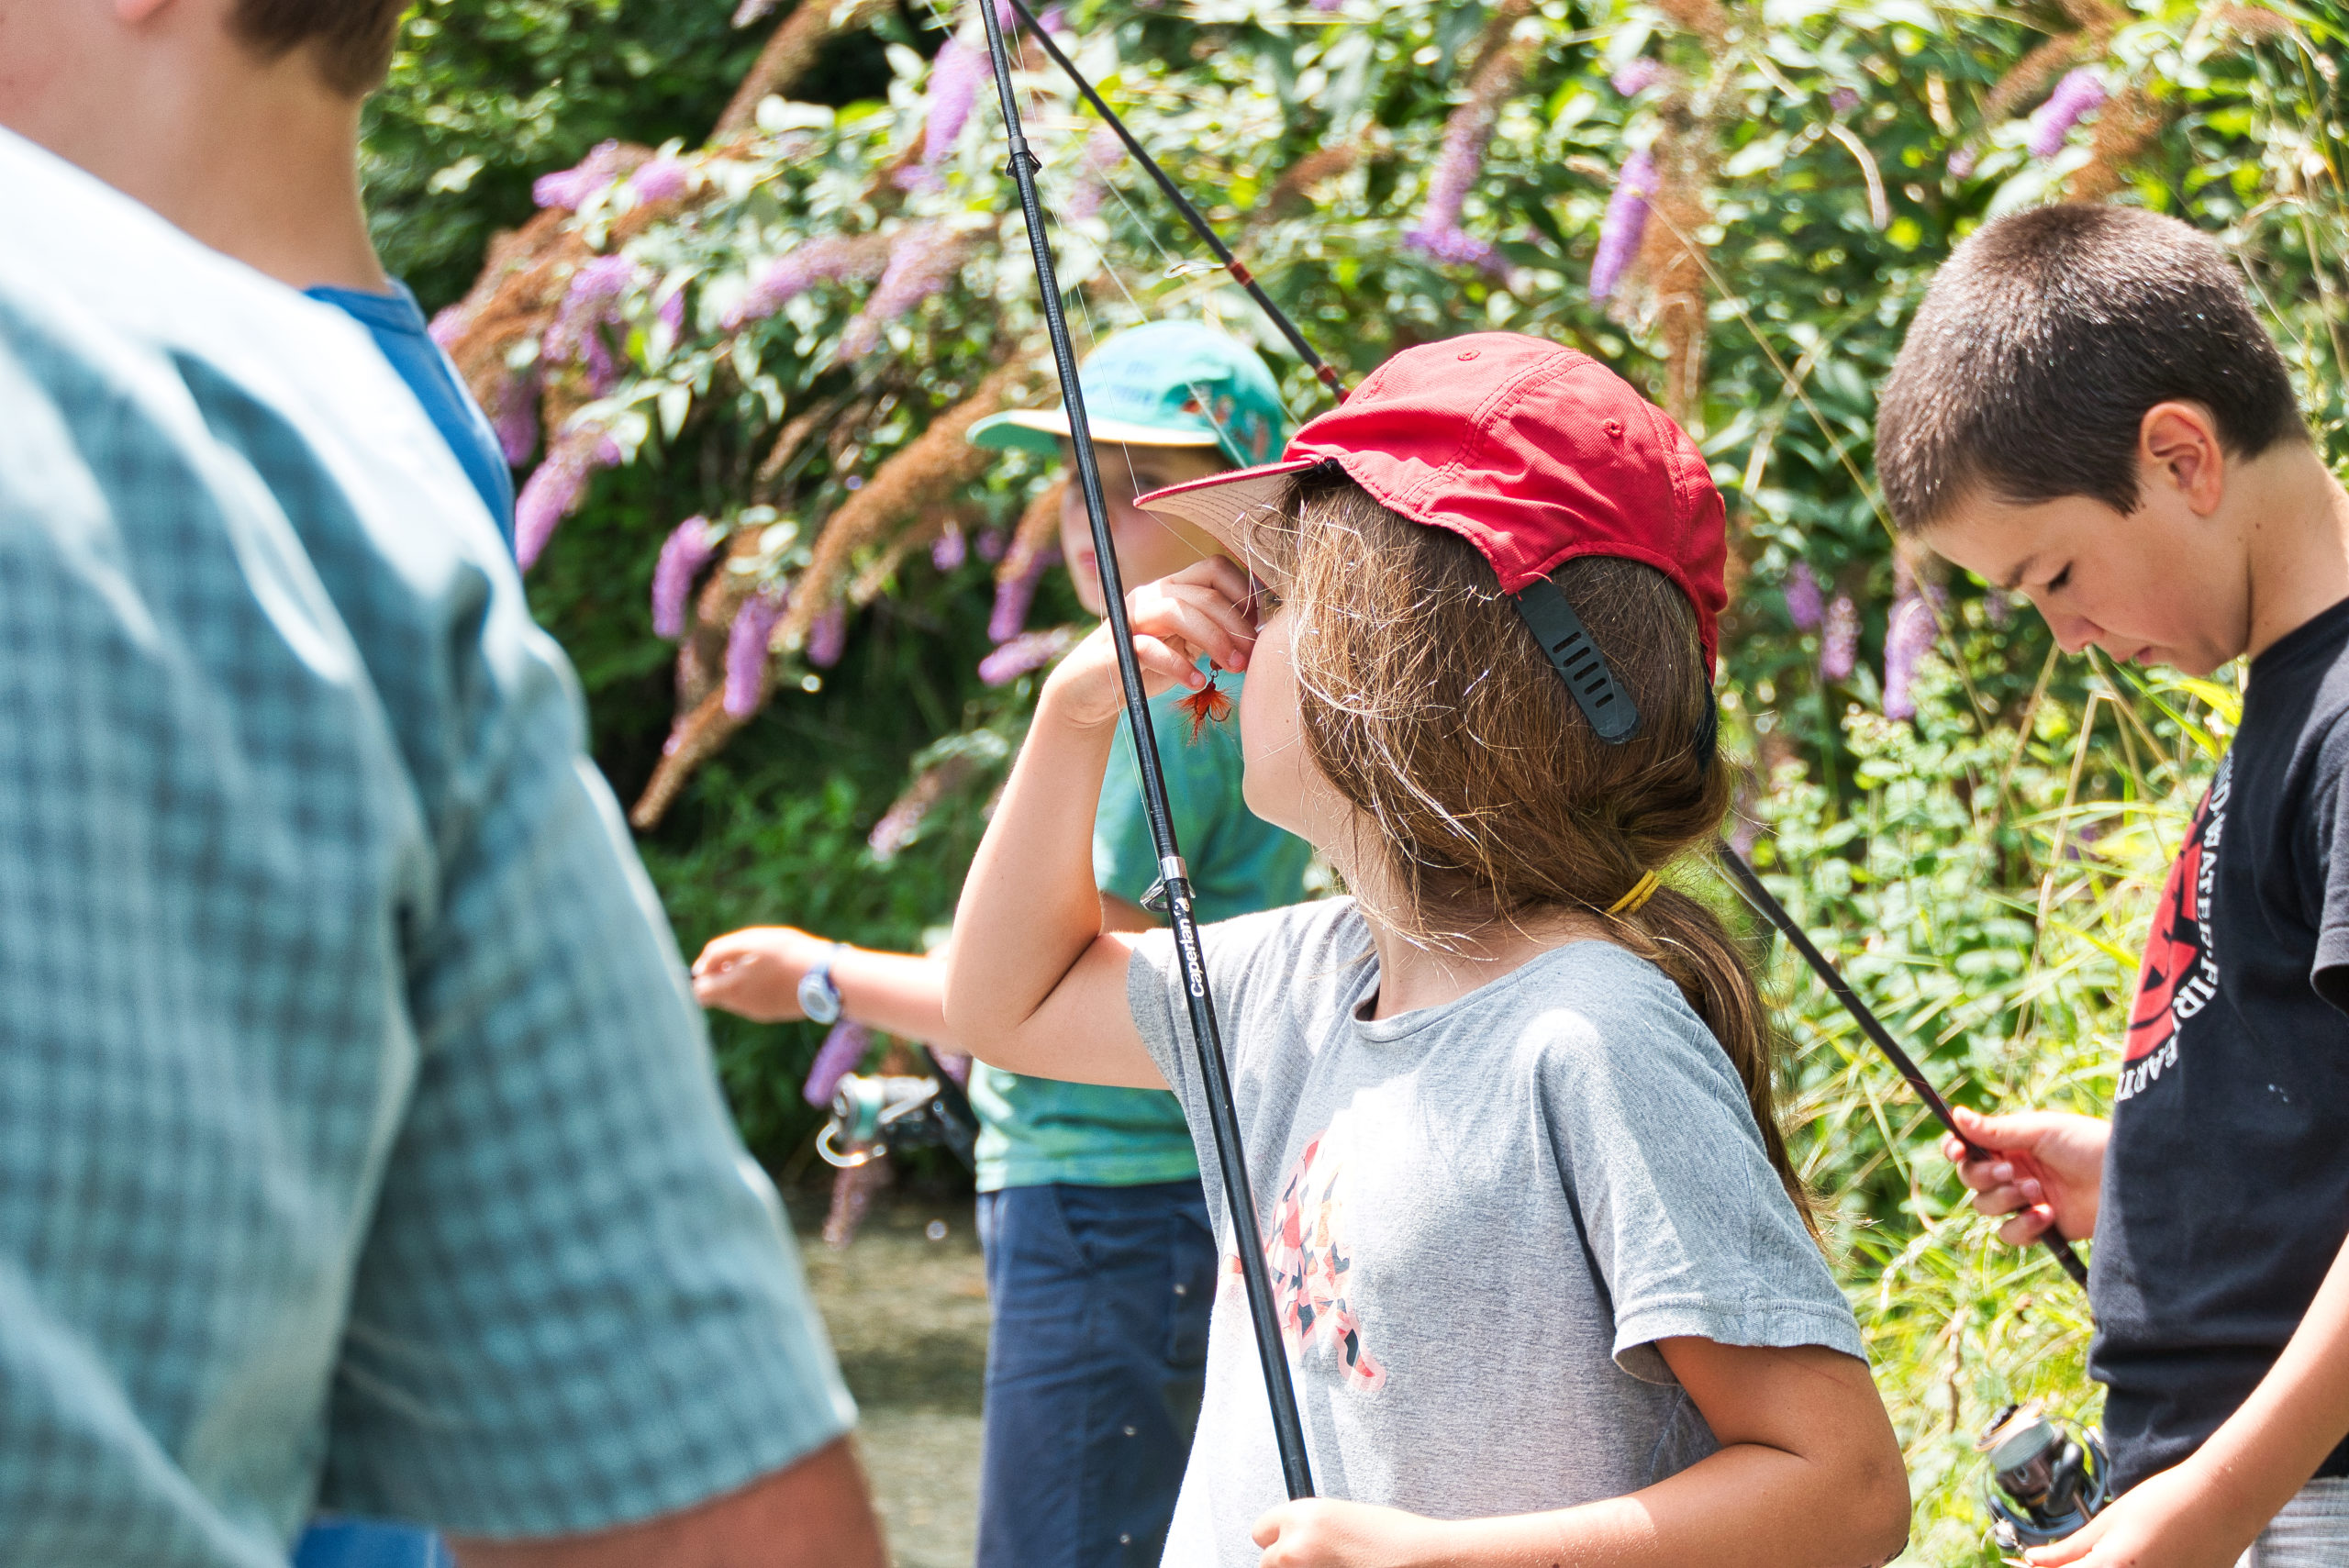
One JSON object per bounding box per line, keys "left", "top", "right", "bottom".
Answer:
{"left": 1714, "top": 845, "right": 2092, "bottom": 1288}
{"left": 1003, "top": 0, "right": 1344, "bottom": 400}
{"left": 974, "top": 0, "right": 1319, "bottom": 1500}
{"left": 1001, "top": 6, "right": 2091, "bottom": 1287}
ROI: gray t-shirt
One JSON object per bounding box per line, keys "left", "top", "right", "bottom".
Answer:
{"left": 1128, "top": 899, "right": 1863, "bottom": 1565}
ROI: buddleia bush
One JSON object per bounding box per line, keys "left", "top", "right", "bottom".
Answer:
{"left": 373, "top": 0, "right": 2343, "bottom": 1555}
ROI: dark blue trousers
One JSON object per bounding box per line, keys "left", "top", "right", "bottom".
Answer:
{"left": 974, "top": 1181, "right": 1217, "bottom": 1568}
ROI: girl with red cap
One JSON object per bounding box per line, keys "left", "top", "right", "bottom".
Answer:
{"left": 941, "top": 334, "right": 1909, "bottom": 1568}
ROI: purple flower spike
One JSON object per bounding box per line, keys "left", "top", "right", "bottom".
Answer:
{"left": 808, "top": 602, "right": 848, "bottom": 669}
{"left": 545, "top": 255, "right": 646, "bottom": 393}
{"left": 1590, "top": 150, "right": 1655, "bottom": 302}
{"left": 1610, "top": 59, "right": 1663, "bottom": 96}
{"left": 723, "top": 586, "right": 787, "bottom": 717}
{"left": 898, "top": 33, "right": 989, "bottom": 192}
{"left": 428, "top": 304, "right": 471, "bottom": 350}
{"left": 979, "top": 626, "right": 1078, "bottom": 686}
{"left": 804, "top": 1021, "right": 873, "bottom": 1108}
{"left": 1947, "top": 146, "right": 1979, "bottom": 180}
{"left": 491, "top": 399, "right": 540, "bottom": 467}
{"left": 515, "top": 428, "right": 620, "bottom": 570}
{"left": 2028, "top": 69, "right": 2106, "bottom": 159}
{"left": 480, "top": 365, "right": 541, "bottom": 467}
{"left": 1829, "top": 86, "right": 1861, "bottom": 116}
{"left": 651, "top": 517, "right": 718, "bottom": 639}
{"left": 988, "top": 562, "right": 1043, "bottom": 644}
{"left": 629, "top": 156, "right": 692, "bottom": 205}
{"left": 976, "top": 528, "right": 1008, "bottom": 563}
{"left": 1785, "top": 562, "right": 1824, "bottom": 631}
{"left": 724, "top": 236, "right": 890, "bottom": 331}
{"left": 1820, "top": 593, "right": 1859, "bottom": 682}
{"left": 837, "top": 225, "right": 962, "bottom": 361}
{"left": 1403, "top": 225, "right": 1500, "bottom": 271}
{"left": 932, "top": 524, "right": 967, "bottom": 571}
{"left": 533, "top": 139, "right": 626, "bottom": 211}
{"left": 1882, "top": 591, "right": 1938, "bottom": 719}
{"left": 658, "top": 287, "right": 687, "bottom": 335}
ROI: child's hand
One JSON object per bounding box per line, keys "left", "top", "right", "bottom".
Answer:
{"left": 1041, "top": 556, "right": 1259, "bottom": 732}
{"left": 2021, "top": 1454, "right": 2254, "bottom": 1568}
{"left": 1250, "top": 1498, "right": 1451, "bottom": 1568}
{"left": 1942, "top": 1105, "right": 2110, "bottom": 1246}
{"left": 692, "top": 926, "right": 830, "bottom": 1021}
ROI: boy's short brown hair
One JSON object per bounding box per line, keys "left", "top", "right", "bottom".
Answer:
{"left": 1875, "top": 204, "right": 2304, "bottom": 532}
{"left": 232, "top": 0, "right": 408, "bottom": 97}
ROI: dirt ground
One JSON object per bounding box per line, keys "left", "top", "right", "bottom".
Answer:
{"left": 790, "top": 1182, "right": 990, "bottom": 1568}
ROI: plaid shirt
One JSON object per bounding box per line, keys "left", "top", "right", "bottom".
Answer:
{"left": 0, "top": 131, "right": 852, "bottom": 1564}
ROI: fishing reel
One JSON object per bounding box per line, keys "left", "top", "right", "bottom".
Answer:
{"left": 817, "top": 1070, "right": 977, "bottom": 1172}
{"left": 1979, "top": 1402, "right": 2112, "bottom": 1550}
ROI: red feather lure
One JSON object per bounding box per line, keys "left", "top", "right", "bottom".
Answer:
{"left": 1178, "top": 666, "right": 1233, "bottom": 742}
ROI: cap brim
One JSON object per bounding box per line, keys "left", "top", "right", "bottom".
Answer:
{"left": 966, "top": 408, "right": 1226, "bottom": 455}
{"left": 1134, "top": 457, "right": 1323, "bottom": 564}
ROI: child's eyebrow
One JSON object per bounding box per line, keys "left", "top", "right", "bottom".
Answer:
{"left": 1998, "top": 553, "right": 2041, "bottom": 592}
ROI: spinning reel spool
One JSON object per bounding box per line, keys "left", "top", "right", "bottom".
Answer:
{"left": 817, "top": 1066, "right": 977, "bottom": 1172}
{"left": 1978, "top": 1402, "right": 2113, "bottom": 1551}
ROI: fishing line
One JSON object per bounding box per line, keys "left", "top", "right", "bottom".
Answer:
{"left": 1003, "top": 0, "right": 1343, "bottom": 399}
{"left": 974, "top": 0, "right": 1319, "bottom": 1500}
{"left": 1002, "top": 0, "right": 2095, "bottom": 1279}
{"left": 994, "top": 6, "right": 2106, "bottom": 1540}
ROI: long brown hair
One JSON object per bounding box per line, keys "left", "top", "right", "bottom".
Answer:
{"left": 1244, "top": 473, "right": 1809, "bottom": 1219}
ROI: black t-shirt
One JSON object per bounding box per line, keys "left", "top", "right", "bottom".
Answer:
{"left": 2093, "top": 595, "right": 2349, "bottom": 1492}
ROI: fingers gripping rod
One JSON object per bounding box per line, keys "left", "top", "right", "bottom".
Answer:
{"left": 974, "top": 0, "right": 1319, "bottom": 1500}
{"left": 1002, "top": 0, "right": 1346, "bottom": 400}
{"left": 1714, "top": 842, "right": 2091, "bottom": 1289}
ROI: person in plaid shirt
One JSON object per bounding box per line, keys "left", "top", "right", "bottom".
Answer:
{"left": 0, "top": 8, "right": 883, "bottom": 1565}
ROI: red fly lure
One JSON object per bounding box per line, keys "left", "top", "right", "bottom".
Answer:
{"left": 1178, "top": 666, "right": 1233, "bottom": 742}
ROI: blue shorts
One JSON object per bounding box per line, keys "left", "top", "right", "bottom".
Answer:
{"left": 975, "top": 1180, "right": 1216, "bottom": 1568}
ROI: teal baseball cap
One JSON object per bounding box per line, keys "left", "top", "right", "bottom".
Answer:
{"left": 967, "top": 320, "right": 1290, "bottom": 469}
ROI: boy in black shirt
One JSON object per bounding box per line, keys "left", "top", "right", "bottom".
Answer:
{"left": 1876, "top": 205, "right": 2349, "bottom": 1568}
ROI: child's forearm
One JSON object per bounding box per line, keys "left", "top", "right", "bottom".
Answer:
{"left": 1258, "top": 1440, "right": 1908, "bottom": 1568}
{"left": 1464, "top": 1440, "right": 1906, "bottom": 1566}
{"left": 941, "top": 689, "right": 1120, "bottom": 1055}
{"left": 2176, "top": 1228, "right": 2349, "bottom": 1530}
{"left": 827, "top": 946, "right": 957, "bottom": 1049}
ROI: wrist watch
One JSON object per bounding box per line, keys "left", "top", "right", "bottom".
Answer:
{"left": 797, "top": 942, "right": 846, "bottom": 1025}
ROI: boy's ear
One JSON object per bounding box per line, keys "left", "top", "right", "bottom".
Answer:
{"left": 2139, "top": 400, "right": 2227, "bottom": 517}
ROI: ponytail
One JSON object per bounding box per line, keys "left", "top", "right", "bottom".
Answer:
{"left": 1609, "top": 887, "right": 1813, "bottom": 1231}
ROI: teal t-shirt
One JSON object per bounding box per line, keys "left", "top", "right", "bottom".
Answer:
{"left": 970, "top": 673, "right": 1312, "bottom": 1190}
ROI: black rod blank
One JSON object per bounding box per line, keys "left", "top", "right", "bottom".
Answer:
{"left": 1715, "top": 842, "right": 2092, "bottom": 1290}
{"left": 972, "top": 0, "right": 1319, "bottom": 1500}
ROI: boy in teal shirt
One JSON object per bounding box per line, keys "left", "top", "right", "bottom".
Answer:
{"left": 696, "top": 322, "right": 1309, "bottom": 1568}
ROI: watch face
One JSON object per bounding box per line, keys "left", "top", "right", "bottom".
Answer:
{"left": 798, "top": 971, "right": 842, "bottom": 1025}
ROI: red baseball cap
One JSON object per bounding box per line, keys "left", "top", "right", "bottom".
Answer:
{"left": 1135, "top": 331, "right": 1728, "bottom": 669}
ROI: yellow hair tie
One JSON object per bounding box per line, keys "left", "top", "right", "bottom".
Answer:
{"left": 1608, "top": 870, "right": 1661, "bottom": 916}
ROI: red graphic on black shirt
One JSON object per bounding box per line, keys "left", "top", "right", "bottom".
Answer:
{"left": 2120, "top": 757, "right": 2229, "bottom": 1099}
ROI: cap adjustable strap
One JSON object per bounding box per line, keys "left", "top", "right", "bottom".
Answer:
{"left": 1513, "top": 577, "right": 1640, "bottom": 743}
